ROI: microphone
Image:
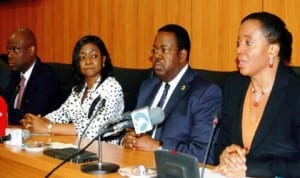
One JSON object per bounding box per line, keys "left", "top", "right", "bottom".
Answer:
{"left": 80, "top": 108, "right": 164, "bottom": 175}
{"left": 45, "top": 107, "right": 164, "bottom": 176}
{"left": 43, "top": 96, "right": 106, "bottom": 163}
{"left": 77, "top": 96, "right": 105, "bottom": 151}
{"left": 102, "top": 106, "right": 165, "bottom": 137}
{"left": 75, "top": 97, "right": 105, "bottom": 156}
{"left": 200, "top": 116, "right": 219, "bottom": 178}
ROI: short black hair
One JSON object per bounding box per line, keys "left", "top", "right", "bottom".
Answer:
{"left": 158, "top": 24, "right": 191, "bottom": 61}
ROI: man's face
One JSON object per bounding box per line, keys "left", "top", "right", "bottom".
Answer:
{"left": 7, "top": 32, "right": 34, "bottom": 72}
{"left": 151, "top": 31, "right": 186, "bottom": 82}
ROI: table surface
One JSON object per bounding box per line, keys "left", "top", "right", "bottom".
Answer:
{"left": 0, "top": 134, "right": 157, "bottom": 178}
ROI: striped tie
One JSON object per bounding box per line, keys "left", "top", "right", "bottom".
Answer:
{"left": 157, "top": 83, "right": 170, "bottom": 108}
{"left": 154, "top": 83, "right": 170, "bottom": 139}
{"left": 16, "top": 75, "right": 25, "bottom": 109}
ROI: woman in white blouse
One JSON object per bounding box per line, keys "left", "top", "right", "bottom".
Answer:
{"left": 21, "top": 35, "right": 124, "bottom": 140}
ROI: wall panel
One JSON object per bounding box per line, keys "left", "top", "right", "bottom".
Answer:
{"left": 263, "top": 0, "right": 300, "bottom": 67}
{"left": 0, "top": 0, "right": 191, "bottom": 68}
{"left": 191, "top": 0, "right": 262, "bottom": 70}
{"left": 1, "top": 0, "right": 299, "bottom": 70}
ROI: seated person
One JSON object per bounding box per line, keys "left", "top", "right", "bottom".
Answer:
{"left": 21, "top": 35, "right": 124, "bottom": 142}
{"left": 122, "top": 24, "right": 222, "bottom": 165}
{"left": 4, "top": 27, "right": 61, "bottom": 125}
{"left": 214, "top": 12, "right": 300, "bottom": 177}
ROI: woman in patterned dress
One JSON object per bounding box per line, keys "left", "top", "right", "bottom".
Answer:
{"left": 21, "top": 35, "right": 124, "bottom": 141}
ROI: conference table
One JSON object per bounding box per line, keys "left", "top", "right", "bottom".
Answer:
{"left": 0, "top": 134, "right": 157, "bottom": 178}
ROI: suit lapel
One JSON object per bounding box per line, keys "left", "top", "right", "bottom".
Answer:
{"left": 163, "top": 68, "right": 194, "bottom": 119}
{"left": 142, "top": 79, "right": 161, "bottom": 107}
{"left": 250, "top": 65, "right": 289, "bottom": 151}
{"left": 22, "top": 59, "right": 41, "bottom": 100}
{"left": 7, "top": 72, "right": 21, "bottom": 102}
{"left": 234, "top": 77, "right": 250, "bottom": 147}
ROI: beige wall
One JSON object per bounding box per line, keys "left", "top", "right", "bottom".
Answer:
{"left": 0, "top": 0, "right": 299, "bottom": 70}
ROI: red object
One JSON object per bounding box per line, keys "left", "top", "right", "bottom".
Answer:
{"left": 0, "top": 96, "right": 8, "bottom": 136}
{"left": 171, "top": 149, "right": 177, "bottom": 155}
{"left": 229, "top": 150, "right": 238, "bottom": 154}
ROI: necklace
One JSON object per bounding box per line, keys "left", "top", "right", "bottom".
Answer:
{"left": 251, "top": 83, "right": 272, "bottom": 107}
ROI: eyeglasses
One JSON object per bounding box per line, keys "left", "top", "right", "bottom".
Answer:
{"left": 150, "top": 47, "right": 179, "bottom": 55}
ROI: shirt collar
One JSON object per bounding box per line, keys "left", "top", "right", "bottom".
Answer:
{"left": 20, "top": 60, "right": 36, "bottom": 81}
{"left": 166, "top": 64, "right": 188, "bottom": 88}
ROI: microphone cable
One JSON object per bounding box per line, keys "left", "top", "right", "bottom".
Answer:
{"left": 45, "top": 131, "right": 102, "bottom": 178}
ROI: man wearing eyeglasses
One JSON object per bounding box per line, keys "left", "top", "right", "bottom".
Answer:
{"left": 122, "top": 24, "right": 222, "bottom": 165}
{"left": 4, "top": 27, "right": 61, "bottom": 125}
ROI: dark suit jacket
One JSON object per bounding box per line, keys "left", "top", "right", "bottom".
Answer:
{"left": 136, "top": 67, "right": 222, "bottom": 165}
{"left": 215, "top": 64, "right": 300, "bottom": 177}
{"left": 4, "top": 58, "right": 61, "bottom": 125}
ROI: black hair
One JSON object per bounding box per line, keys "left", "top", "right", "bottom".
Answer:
{"left": 158, "top": 24, "right": 191, "bottom": 61}
{"left": 241, "top": 12, "right": 292, "bottom": 64}
{"left": 72, "top": 35, "right": 114, "bottom": 92}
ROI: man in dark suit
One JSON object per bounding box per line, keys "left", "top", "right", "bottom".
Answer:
{"left": 4, "top": 28, "right": 61, "bottom": 125}
{"left": 122, "top": 24, "right": 222, "bottom": 164}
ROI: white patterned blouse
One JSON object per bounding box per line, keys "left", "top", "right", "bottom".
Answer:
{"left": 45, "top": 76, "right": 124, "bottom": 139}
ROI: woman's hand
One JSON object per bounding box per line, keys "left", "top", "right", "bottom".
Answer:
{"left": 214, "top": 144, "right": 248, "bottom": 177}
{"left": 20, "top": 113, "right": 49, "bottom": 133}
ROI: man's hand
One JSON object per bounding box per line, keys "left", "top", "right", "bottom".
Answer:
{"left": 20, "top": 113, "right": 48, "bottom": 133}
{"left": 122, "top": 128, "right": 160, "bottom": 151}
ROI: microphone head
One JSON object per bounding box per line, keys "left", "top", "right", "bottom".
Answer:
{"left": 148, "top": 107, "right": 165, "bottom": 125}
{"left": 130, "top": 106, "right": 165, "bottom": 134}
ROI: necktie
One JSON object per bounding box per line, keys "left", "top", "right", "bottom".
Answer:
{"left": 154, "top": 83, "right": 170, "bottom": 139}
{"left": 157, "top": 83, "right": 170, "bottom": 108}
{"left": 16, "top": 75, "right": 25, "bottom": 109}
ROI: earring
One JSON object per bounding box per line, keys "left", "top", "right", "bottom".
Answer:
{"left": 269, "top": 56, "right": 274, "bottom": 68}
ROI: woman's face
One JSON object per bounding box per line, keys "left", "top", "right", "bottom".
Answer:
{"left": 79, "top": 43, "right": 104, "bottom": 79}
{"left": 236, "top": 19, "right": 271, "bottom": 77}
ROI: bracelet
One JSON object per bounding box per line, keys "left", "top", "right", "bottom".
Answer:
{"left": 47, "top": 122, "right": 53, "bottom": 134}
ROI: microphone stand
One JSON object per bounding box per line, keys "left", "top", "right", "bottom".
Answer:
{"left": 200, "top": 116, "right": 219, "bottom": 178}
{"left": 80, "top": 125, "right": 119, "bottom": 174}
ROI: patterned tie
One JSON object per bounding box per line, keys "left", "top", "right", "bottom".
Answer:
{"left": 157, "top": 83, "right": 170, "bottom": 108}
{"left": 154, "top": 83, "right": 170, "bottom": 139}
{"left": 16, "top": 75, "right": 25, "bottom": 109}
